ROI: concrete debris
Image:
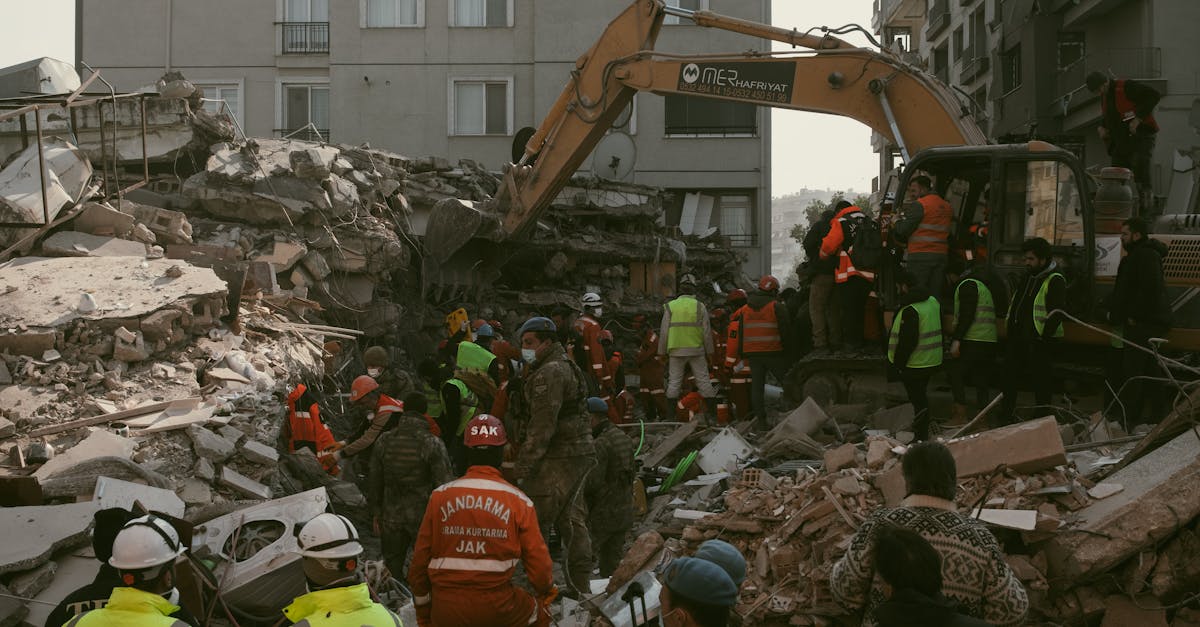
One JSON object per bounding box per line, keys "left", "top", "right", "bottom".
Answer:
{"left": 7, "top": 561, "right": 57, "bottom": 600}
{"left": 946, "top": 416, "right": 1067, "bottom": 477}
{"left": 41, "top": 231, "right": 147, "bottom": 258}
{"left": 0, "top": 138, "right": 93, "bottom": 252}
{"left": 32, "top": 429, "right": 137, "bottom": 480}
{"left": 0, "top": 582, "right": 29, "bottom": 627}
{"left": 188, "top": 424, "right": 236, "bottom": 461}
{"left": 37, "top": 456, "right": 172, "bottom": 500}
{"left": 0, "top": 501, "right": 96, "bottom": 575}
{"left": 219, "top": 465, "right": 272, "bottom": 499}
{"left": 240, "top": 438, "right": 280, "bottom": 465}
{"left": 93, "top": 475, "right": 185, "bottom": 517}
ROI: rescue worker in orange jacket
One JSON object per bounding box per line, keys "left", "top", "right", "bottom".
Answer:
{"left": 409, "top": 414, "right": 556, "bottom": 627}
{"left": 820, "top": 201, "right": 876, "bottom": 352}
{"left": 732, "top": 276, "right": 794, "bottom": 420}
{"left": 1087, "top": 71, "right": 1161, "bottom": 212}
{"left": 723, "top": 290, "right": 752, "bottom": 421}
{"left": 633, "top": 314, "right": 669, "bottom": 422}
{"left": 327, "top": 376, "right": 404, "bottom": 481}
{"left": 600, "top": 329, "right": 627, "bottom": 423}
{"left": 575, "top": 293, "right": 614, "bottom": 403}
{"left": 282, "top": 383, "right": 340, "bottom": 476}
{"left": 894, "top": 175, "right": 952, "bottom": 300}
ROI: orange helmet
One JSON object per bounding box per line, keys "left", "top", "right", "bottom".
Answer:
{"left": 464, "top": 414, "right": 507, "bottom": 448}
{"left": 726, "top": 289, "right": 747, "bottom": 305}
{"left": 349, "top": 375, "right": 380, "bottom": 402}
{"left": 758, "top": 275, "right": 780, "bottom": 293}
{"left": 599, "top": 329, "right": 614, "bottom": 343}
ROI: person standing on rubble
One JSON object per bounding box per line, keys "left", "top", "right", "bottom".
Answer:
{"left": 363, "top": 345, "right": 414, "bottom": 400}
{"left": 410, "top": 414, "right": 557, "bottom": 627}
{"left": 284, "top": 513, "right": 402, "bottom": 626}
{"left": 62, "top": 515, "right": 195, "bottom": 627}
{"left": 660, "top": 274, "right": 718, "bottom": 421}
{"left": 508, "top": 316, "right": 595, "bottom": 596}
{"left": 659, "top": 557, "right": 740, "bottom": 627}
{"left": 999, "top": 237, "right": 1066, "bottom": 425}
{"left": 732, "top": 275, "right": 795, "bottom": 421}
{"left": 894, "top": 175, "right": 953, "bottom": 300}
{"left": 368, "top": 392, "right": 453, "bottom": 579}
{"left": 326, "top": 375, "right": 405, "bottom": 482}
{"left": 887, "top": 271, "right": 943, "bottom": 441}
{"left": 804, "top": 207, "right": 843, "bottom": 355}
{"left": 871, "top": 525, "right": 992, "bottom": 627}
{"left": 831, "top": 442, "right": 1028, "bottom": 627}
{"left": 583, "top": 397, "right": 636, "bottom": 577}
{"left": 723, "top": 289, "right": 752, "bottom": 421}
{"left": 576, "top": 292, "right": 615, "bottom": 406}
{"left": 633, "top": 313, "right": 669, "bottom": 422}
{"left": 820, "top": 201, "right": 875, "bottom": 353}
{"left": 1087, "top": 71, "right": 1161, "bottom": 213}
{"left": 948, "top": 257, "right": 1007, "bottom": 424}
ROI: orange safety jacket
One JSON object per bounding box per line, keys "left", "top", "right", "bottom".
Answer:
{"left": 734, "top": 302, "right": 784, "bottom": 355}
{"left": 341, "top": 394, "right": 405, "bottom": 457}
{"left": 286, "top": 384, "right": 340, "bottom": 475}
{"left": 820, "top": 205, "right": 875, "bottom": 283}
{"left": 710, "top": 328, "right": 727, "bottom": 381}
{"left": 409, "top": 465, "right": 554, "bottom": 605}
{"left": 1105, "top": 79, "right": 1160, "bottom": 132}
{"left": 635, "top": 329, "right": 665, "bottom": 393}
{"left": 574, "top": 315, "right": 612, "bottom": 389}
{"left": 723, "top": 319, "right": 749, "bottom": 377}
{"left": 908, "top": 194, "right": 952, "bottom": 255}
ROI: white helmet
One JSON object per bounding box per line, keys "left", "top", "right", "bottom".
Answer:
{"left": 297, "top": 513, "right": 363, "bottom": 559}
{"left": 581, "top": 292, "right": 603, "bottom": 309}
{"left": 109, "top": 515, "right": 186, "bottom": 571}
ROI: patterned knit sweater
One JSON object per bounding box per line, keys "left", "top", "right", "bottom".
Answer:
{"left": 829, "top": 495, "right": 1029, "bottom": 627}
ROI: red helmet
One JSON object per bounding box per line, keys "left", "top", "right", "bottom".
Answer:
{"left": 349, "top": 375, "right": 380, "bottom": 403}
{"left": 464, "top": 414, "right": 507, "bottom": 448}
{"left": 758, "top": 275, "right": 780, "bottom": 293}
{"left": 471, "top": 319, "right": 488, "bottom": 331}
{"left": 599, "top": 329, "right": 614, "bottom": 343}
{"left": 726, "top": 289, "right": 747, "bottom": 305}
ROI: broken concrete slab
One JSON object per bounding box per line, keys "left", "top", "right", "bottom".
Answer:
{"left": 42, "top": 231, "right": 147, "bottom": 258}
{"left": 1099, "top": 594, "right": 1168, "bottom": 627}
{"left": 38, "top": 456, "right": 172, "bottom": 500}
{"left": 641, "top": 421, "right": 697, "bottom": 469}
{"left": 824, "top": 443, "right": 858, "bottom": 472}
{"left": 94, "top": 476, "right": 185, "bottom": 517}
{"left": 0, "top": 138, "right": 93, "bottom": 252}
{"left": 188, "top": 424, "right": 236, "bottom": 461}
{"left": 0, "top": 417, "right": 13, "bottom": 439}
{"left": 7, "top": 561, "right": 57, "bottom": 599}
{"left": 127, "top": 204, "right": 193, "bottom": 245}
{"left": 32, "top": 429, "right": 137, "bottom": 480}
{"left": 23, "top": 554, "right": 99, "bottom": 627}
{"left": 0, "top": 582, "right": 28, "bottom": 627}
{"left": 606, "top": 530, "right": 664, "bottom": 595}
{"left": 871, "top": 403, "right": 915, "bottom": 433}
{"left": 71, "top": 202, "right": 136, "bottom": 238}
{"left": 946, "top": 416, "right": 1066, "bottom": 477}
{"left": 178, "top": 478, "right": 212, "bottom": 506}
{"left": 241, "top": 439, "right": 279, "bottom": 465}
{"left": 0, "top": 501, "right": 96, "bottom": 575}
{"left": 254, "top": 240, "right": 307, "bottom": 271}
{"left": 195, "top": 457, "right": 216, "bottom": 482}
{"left": 219, "top": 466, "right": 272, "bottom": 499}
{"left": 1087, "top": 483, "right": 1124, "bottom": 500}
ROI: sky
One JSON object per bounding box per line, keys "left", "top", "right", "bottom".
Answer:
{"left": 0, "top": 0, "right": 878, "bottom": 198}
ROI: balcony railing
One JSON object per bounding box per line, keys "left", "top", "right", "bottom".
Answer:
{"left": 1055, "top": 47, "right": 1161, "bottom": 101}
{"left": 281, "top": 22, "right": 329, "bottom": 54}
{"left": 961, "top": 55, "right": 990, "bottom": 83}
{"left": 276, "top": 127, "right": 330, "bottom": 143}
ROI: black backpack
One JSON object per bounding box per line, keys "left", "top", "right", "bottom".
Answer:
{"left": 844, "top": 213, "right": 883, "bottom": 271}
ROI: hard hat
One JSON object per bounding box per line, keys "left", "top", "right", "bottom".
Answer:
{"left": 517, "top": 316, "right": 557, "bottom": 337}
{"left": 758, "top": 275, "right": 780, "bottom": 293}
{"left": 475, "top": 324, "right": 495, "bottom": 338}
{"left": 586, "top": 397, "right": 609, "bottom": 413}
{"left": 471, "top": 319, "right": 488, "bottom": 331}
{"left": 362, "top": 346, "right": 389, "bottom": 367}
{"left": 679, "top": 274, "right": 698, "bottom": 287}
{"left": 297, "top": 513, "right": 363, "bottom": 559}
{"left": 348, "top": 375, "right": 380, "bottom": 402}
{"left": 463, "top": 414, "right": 507, "bottom": 448}
{"left": 599, "top": 329, "right": 614, "bottom": 343}
{"left": 726, "top": 289, "right": 747, "bottom": 304}
{"left": 581, "top": 292, "right": 603, "bottom": 308}
{"left": 109, "top": 515, "right": 185, "bottom": 571}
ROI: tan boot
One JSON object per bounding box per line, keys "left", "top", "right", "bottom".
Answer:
{"left": 947, "top": 403, "right": 968, "bottom": 426}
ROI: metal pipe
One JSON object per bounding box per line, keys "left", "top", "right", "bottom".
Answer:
{"left": 140, "top": 95, "right": 149, "bottom": 184}
{"left": 33, "top": 110, "right": 49, "bottom": 225}
{"left": 874, "top": 83, "right": 910, "bottom": 162}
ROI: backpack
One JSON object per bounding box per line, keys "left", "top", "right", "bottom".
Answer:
{"left": 845, "top": 214, "right": 883, "bottom": 271}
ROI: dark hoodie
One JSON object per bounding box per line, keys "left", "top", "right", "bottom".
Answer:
{"left": 1007, "top": 260, "right": 1066, "bottom": 340}
{"left": 874, "top": 589, "right": 992, "bottom": 627}
{"left": 951, "top": 264, "right": 1009, "bottom": 341}
{"left": 741, "top": 289, "right": 796, "bottom": 354}
{"left": 892, "top": 283, "right": 934, "bottom": 369}
{"left": 1109, "top": 237, "right": 1171, "bottom": 332}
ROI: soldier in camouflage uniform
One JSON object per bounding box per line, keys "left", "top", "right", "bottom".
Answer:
{"left": 509, "top": 317, "right": 595, "bottom": 596}
{"left": 364, "top": 345, "right": 415, "bottom": 400}
{"left": 583, "top": 397, "right": 636, "bottom": 577}
{"left": 368, "top": 395, "right": 454, "bottom": 579}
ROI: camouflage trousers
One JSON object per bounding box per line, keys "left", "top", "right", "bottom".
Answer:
{"left": 524, "top": 457, "right": 594, "bottom": 595}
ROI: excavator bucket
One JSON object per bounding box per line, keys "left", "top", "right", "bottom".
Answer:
{"left": 423, "top": 197, "right": 503, "bottom": 264}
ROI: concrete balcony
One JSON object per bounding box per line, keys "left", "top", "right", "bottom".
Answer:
{"left": 1055, "top": 47, "right": 1161, "bottom": 111}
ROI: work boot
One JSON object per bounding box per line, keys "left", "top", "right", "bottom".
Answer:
{"left": 947, "top": 403, "right": 968, "bottom": 426}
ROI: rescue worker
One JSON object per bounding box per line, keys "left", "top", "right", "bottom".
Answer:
{"left": 948, "top": 260, "right": 1006, "bottom": 423}
{"left": 633, "top": 314, "right": 668, "bottom": 422}
{"left": 583, "top": 397, "right": 636, "bottom": 577}
{"left": 440, "top": 360, "right": 482, "bottom": 475}
{"left": 409, "top": 414, "right": 557, "bottom": 627}
{"left": 804, "top": 208, "right": 842, "bottom": 354}
{"left": 510, "top": 317, "right": 595, "bottom": 595}
{"left": 62, "top": 515, "right": 194, "bottom": 627}
{"left": 999, "top": 237, "right": 1066, "bottom": 425}
{"left": 820, "top": 201, "right": 875, "bottom": 353}
{"left": 708, "top": 307, "right": 733, "bottom": 424}
{"left": 724, "top": 290, "right": 752, "bottom": 420}
{"left": 363, "top": 345, "right": 413, "bottom": 400}
{"left": 600, "top": 329, "right": 627, "bottom": 423}
{"left": 47, "top": 509, "right": 200, "bottom": 627}
{"left": 368, "top": 394, "right": 454, "bottom": 578}
{"left": 576, "top": 292, "right": 614, "bottom": 405}
{"left": 328, "top": 376, "right": 404, "bottom": 475}
{"left": 281, "top": 383, "right": 340, "bottom": 476}
{"left": 887, "top": 271, "right": 943, "bottom": 441}
{"left": 659, "top": 557, "right": 740, "bottom": 627}
{"left": 659, "top": 274, "right": 717, "bottom": 421}
{"left": 417, "top": 358, "right": 446, "bottom": 426}
{"left": 284, "top": 513, "right": 402, "bottom": 626}
{"left": 732, "top": 275, "right": 795, "bottom": 421}
{"left": 1087, "top": 71, "right": 1162, "bottom": 213}
{"left": 894, "top": 175, "right": 953, "bottom": 300}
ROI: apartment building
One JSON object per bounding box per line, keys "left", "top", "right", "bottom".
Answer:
{"left": 77, "top": 0, "right": 774, "bottom": 276}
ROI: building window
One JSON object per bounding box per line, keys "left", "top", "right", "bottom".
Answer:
{"left": 933, "top": 45, "right": 949, "bottom": 84}
{"left": 970, "top": 9, "right": 987, "bottom": 59}
{"left": 1001, "top": 44, "right": 1021, "bottom": 93}
{"left": 676, "top": 191, "right": 757, "bottom": 246}
{"left": 198, "top": 83, "right": 242, "bottom": 128}
{"left": 451, "top": 0, "right": 510, "bottom": 27}
{"left": 664, "top": 95, "right": 756, "bottom": 136}
{"left": 885, "top": 26, "right": 912, "bottom": 52}
{"left": 953, "top": 27, "right": 965, "bottom": 62}
{"left": 1057, "top": 32, "right": 1085, "bottom": 70}
{"left": 450, "top": 78, "right": 512, "bottom": 135}
{"left": 362, "top": 0, "right": 423, "bottom": 27}
{"left": 664, "top": 0, "right": 707, "bottom": 25}
{"left": 282, "top": 0, "right": 329, "bottom": 53}
{"left": 281, "top": 83, "right": 330, "bottom": 141}
{"left": 718, "top": 194, "right": 755, "bottom": 246}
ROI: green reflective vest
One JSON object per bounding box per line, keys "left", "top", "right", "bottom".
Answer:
{"left": 63, "top": 588, "right": 188, "bottom": 627}
{"left": 444, "top": 378, "right": 480, "bottom": 436}
{"left": 422, "top": 382, "right": 444, "bottom": 417}
{"left": 954, "top": 278, "right": 998, "bottom": 343}
{"left": 282, "top": 583, "right": 402, "bottom": 627}
{"left": 666, "top": 296, "right": 704, "bottom": 351}
{"left": 888, "top": 296, "right": 943, "bottom": 369}
{"left": 456, "top": 341, "right": 495, "bottom": 373}
{"left": 1010, "top": 272, "right": 1065, "bottom": 338}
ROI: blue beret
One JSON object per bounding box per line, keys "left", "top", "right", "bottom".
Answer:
{"left": 662, "top": 557, "right": 739, "bottom": 607}
{"left": 694, "top": 539, "right": 747, "bottom": 586}
{"left": 587, "top": 397, "right": 608, "bottom": 413}
{"left": 517, "top": 316, "right": 557, "bottom": 337}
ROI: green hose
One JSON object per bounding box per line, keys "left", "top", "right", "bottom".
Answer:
{"left": 660, "top": 451, "right": 697, "bottom": 492}
{"left": 634, "top": 417, "right": 646, "bottom": 456}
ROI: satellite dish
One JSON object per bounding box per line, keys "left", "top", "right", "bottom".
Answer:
{"left": 591, "top": 131, "right": 637, "bottom": 181}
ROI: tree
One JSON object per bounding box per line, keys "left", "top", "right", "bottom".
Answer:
{"left": 789, "top": 191, "right": 846, "bottom": 246}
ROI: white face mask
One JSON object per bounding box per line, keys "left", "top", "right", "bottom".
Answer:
{"left": 521, "top": 348, "right": 538, "bottom": 363}
{"left": 592, "top": 308, "right": 603, "bottom": 318}
{"left": 367, "top": 367, "right": 382, "bottom": 378}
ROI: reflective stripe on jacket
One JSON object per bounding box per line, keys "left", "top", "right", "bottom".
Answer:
{"left": 575, "top": 315, "right": 612, "bottom": 384}
{"left": 888, "top": 297, "right": 943, "bottom": 369}
{"left": 63, "top": 588, "right": 187, "bottom": 627}
{"left": 908, "top": 194, "right": 952, "bottom": 255}
{"left": 821, "top": 205, "right": 874, "bottom": 283}
{"left": 954, "top": 278, "right": 998, "bottom": 343}
{"left": 666, "top": 296, "right": 705, "bottom": 351}
{"left": 737, "top": 301, "right": 784, "bottom": 354}
{"left": 445, "top": 379, "right": 481, "bottom": 436}
{"left": 283, "top": 583, "right": 401, "bottom": 627}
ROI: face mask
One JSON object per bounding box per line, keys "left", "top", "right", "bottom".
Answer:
{"left": 367, "top": 367, "right": 382, "bottom": 377}
{"left": 163, "top": 588, "right": 180, "bottom": 605}
{"left": 592, "top": 308, "right": 603, "bottom": 317}
{"left": 522, "top": 348, "right": 538, "bottom": 363}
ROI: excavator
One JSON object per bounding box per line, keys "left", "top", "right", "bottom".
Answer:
{"left": 425, "top": 0, "right": 1200, "bottom": 405}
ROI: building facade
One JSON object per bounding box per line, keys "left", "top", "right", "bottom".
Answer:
{"left": 77, "top": 0, "right": 774, "bottom": 276}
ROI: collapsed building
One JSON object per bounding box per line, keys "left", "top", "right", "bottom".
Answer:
{"left": 0, "top": 65, "right": 1196, "bottom": 627}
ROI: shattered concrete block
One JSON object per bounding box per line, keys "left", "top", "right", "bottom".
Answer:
{"left": 194, "top": 457, "right": 216, "bottom": 482}
{"left": 219, "top": 466, "right": 272, "bottom": 500}
{"left": 7, "top": 561, "right": 57, "bottom": 600}
{"left": 606, "top": 530, "right": 664, "bottom": 595}
{"left": 871, "top": 403, "right": 915, "bottom": 433}
{"left": 178, "top": 478, "right": 213, "bottom": 506}
{"left": 823, "top": 443, "right": 858, "bottom": 472}
{"left": 325, "top": 174, "right": 360, "bottom": 218}
{"left": 72, "top": 202, "right": 135, "bottom": 237}
{"left": 244, "top": 260, "right": 278, "bottom": 295}
{"left": 947, "top": 416, "right": 1066, "bottom": 477}
{"left": 301, "top": 250, "right": 332, "bottom": 281}
{"left": 330, "top": 157, "right": 353, "bottom": 175}
{"left": 43, "top": 231, "right": 147, "bottom": 258}
{"left": 187, "top": 425, "right": 236, "bottom": 462}
{"left": 254, "top": 240, "right": 306, "bottom": 271}
{"left": 289, "top": 265, "right": 314, "bottom": 289}
{"left": 218, "top": 425, "right": 245, "bottom": 444}
{"left": 112, "top": 328, "right": 149, "bottom": 362}
{"left": 866, "top": 439, "right": 892, "bottom": 468}
{"left": 240, "top": 439, "right": 279, "bottom": 465}
{"left": 0, "top": 417, "right": 13, "bottom": 439}
{"left": 874, "top": 463, "right": 907, "bottom": 507}
{"left": 289, "top": 146, "right": 337, "bottom": 179}
{"left": 129, "top": 223, "right": 157, "bottom": 244}
{"left": 831, "top": 474, "right": 863, "bottom": 496}
{"left": 0, "top": 502, "right": 96, "bottom": 575}
{"left": 139, "top": 309, "right": 186, "bottom": 344}
{"left": 33, "top": 430, "right": 137, "bottom": 480}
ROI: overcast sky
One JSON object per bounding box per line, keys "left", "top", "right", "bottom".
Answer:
{"left": 0, "top": 0, "right": 878, "bottom": 197}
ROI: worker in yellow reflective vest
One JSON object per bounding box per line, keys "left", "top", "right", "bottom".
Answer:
{"left": 947, "top": 259, "right": 1007, "bottom": 424}
{"left": 1000, "top": 237, "right": 1066, "bottom": 425}
{"left": 888, "top": 271, "right": 944, "bottom": 441}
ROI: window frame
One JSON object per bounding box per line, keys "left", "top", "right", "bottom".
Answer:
{"left": 663, "top": 0, "right": 709, "bottom": 25}
{"left": 360, "top": 0, "right": 425, "bottom": 28}
{"left": 1056, "top": 32, "right": 1085, "bottom": 70}
{"left": 1000, "top": 44, "right": 1022, "bottom": 94}
{"left": 663, "top": 95, "right": 758, "bottom": 138}
{"left": 447, "top": 76, "right": 514, "bottom": 136}
{"left": 282, "top": 0, "right": 328, "bottom": 22}
{"left": 275, "top": 77, "right": 331, "bottom": 140}
{"left": 196, "top": 80, "right": 245, "bottom": 131}
{"left": 448, "top": 0, "right": 513, "bottom": 28}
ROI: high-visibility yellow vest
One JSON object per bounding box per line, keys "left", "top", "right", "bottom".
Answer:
{"left": 1010, "top": 272, "right": 1065, "bottom": 338}
{"left": 283, "top": 583, "right": 402, "bottom": 626}
{"left": 444, "top": 379, "right": 480, "bottom": 436}
{"left": 666, "top": 296, "right": 704, "bottom": 351}
{"left": 63, "top": 588, "right": 188, "bottom": 627}
{"left": 888, "top": 297, "right": 943, "bottom": 369}
{"left": 954, "top": 278, "right": 997, "bottom": 343}
{"left": 456, "top": 341, "right": 495, "bottom": 373}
